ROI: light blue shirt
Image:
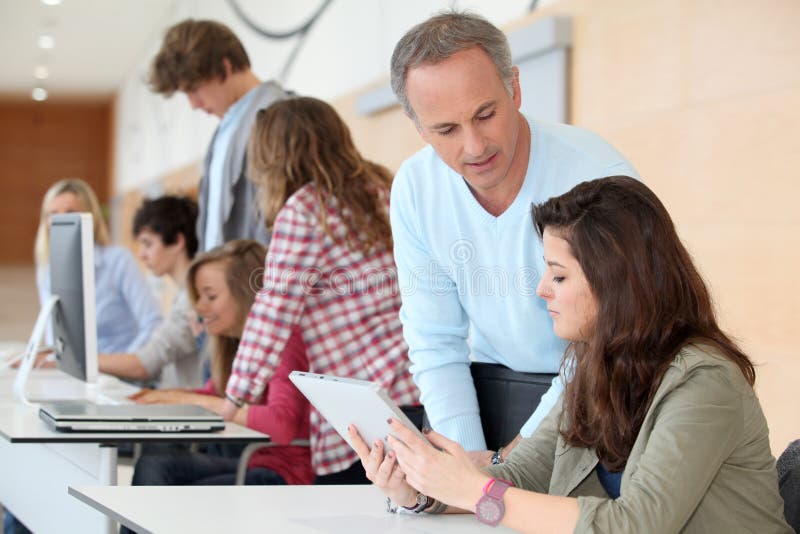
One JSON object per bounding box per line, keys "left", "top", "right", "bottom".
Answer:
{"left": 37, "top": 245, "right": 162, "bottom": 353}
{"left": 204, "top": 86, "right": 260, "bottom": 251}
{"left": 390, "top": 117, "right": 639, "bottom": 450}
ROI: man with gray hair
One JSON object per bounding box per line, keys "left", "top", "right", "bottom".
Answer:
{"left": 389, "top": 11, "right": 638, "bottom": 461}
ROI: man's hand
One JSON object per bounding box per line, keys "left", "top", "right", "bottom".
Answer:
{"left": 503, "top": 434, "right": 522, "bottom": 459}
{"left": 466, "top": 449, "right": 494, "bottom": 467}
{"left": 465, "top": 434, "right": 523, "bottom": 467}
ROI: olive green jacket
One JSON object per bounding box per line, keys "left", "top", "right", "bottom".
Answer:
{"left": 486, "top": 344, "right": 791, "bottom": 533}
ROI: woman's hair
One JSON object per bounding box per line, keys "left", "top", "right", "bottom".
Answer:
{"left": 133, "top": 195, "right": 199, "bottom": 259}
{"left": 247, "top": 96, "right": 394, "bottom": 253}
{"left": 34, "top": 178, "right": 110, "bottom": 266}
{"left": 531, "top": 176, "right": 754, "bottom": 471}
{"left": 148, "top": 19, "right": 250, "bottom": 95}
{"left": 187, "top": 239, "right": 266, "bottom": 395}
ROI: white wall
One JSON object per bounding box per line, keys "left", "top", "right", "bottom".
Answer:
{"left": 112, "top": 0, "right": 547, "bottom": 194}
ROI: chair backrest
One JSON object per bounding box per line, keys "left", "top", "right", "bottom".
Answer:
{"left": 777, "top": 439, "right": 800, "bottom": 531}
{"left": 235, "top": 439, "right": 311, "bottom": 485}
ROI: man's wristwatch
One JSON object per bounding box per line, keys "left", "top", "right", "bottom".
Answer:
{"left": 402, "top": 492, "right": 430, "bottom": 513}
{"left": 475, "top": 478, "right": 513, "bottom": 526}
{"left": 490, "top": 446, "right": 505, "bottom": 465}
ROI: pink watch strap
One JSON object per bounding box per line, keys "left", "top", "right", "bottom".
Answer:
{"left": 484, "top": 477, "right": 513, "bottom": 497}
{"left": 475, "top": 478, "right": 514, "bottom": 526}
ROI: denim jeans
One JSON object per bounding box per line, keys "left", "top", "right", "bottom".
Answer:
{"left": 313, "top": 458, "right": 370, "bottom": 485}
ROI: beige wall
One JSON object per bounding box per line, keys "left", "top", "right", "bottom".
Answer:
{"left": 116, "top": 162, "right": 200, "bottom": 251}
{"left": 334, "top": 0, "right": 800, "bottom": 454}
{"left": 542, "top": 0, "right": 800, "bottom": 455}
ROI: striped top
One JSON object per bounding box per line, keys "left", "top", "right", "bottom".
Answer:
{"left": 227, "top": 183, "right": 419, "bottom": 475}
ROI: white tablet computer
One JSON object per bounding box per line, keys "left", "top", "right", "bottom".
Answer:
{"left": 289, "top": 371, "right": 427, "bottom": 452}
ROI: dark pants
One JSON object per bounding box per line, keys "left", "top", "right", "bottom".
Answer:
{"left": 470, "top": 362, "right": 556, "bottom": 451}
{"left": 2, "top": 513, "right": 31, "bottom": 534}
{"left": 313, "top": 405, "right": 425, "bottom": 485}
{"left": 130, "top": 451, "right": 286, "bottom": 486}
{"left": 121, "top": 453, "right": 286, "bottom": 533}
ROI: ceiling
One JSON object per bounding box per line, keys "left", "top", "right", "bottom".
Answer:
{"left": 0, "top": 0, "right": 178, "bottom": 100}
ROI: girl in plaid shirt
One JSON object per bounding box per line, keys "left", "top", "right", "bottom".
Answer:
{"left": 222, "top": 97, "right": 421, "bottom": 484}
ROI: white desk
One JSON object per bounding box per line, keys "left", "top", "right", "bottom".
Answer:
{"left": 0, "top": 369, "right": 270, "bottom": 534}
{"left": 69, "top": 485, "right": 515, "bottom": 533}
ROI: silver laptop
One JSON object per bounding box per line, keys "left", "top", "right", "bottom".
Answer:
{"left": 39, "top": 401, "right": 225, "bottom": 433}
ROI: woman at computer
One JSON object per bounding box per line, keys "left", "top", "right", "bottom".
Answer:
{"left": 5, "top": 179, "right": 166, "bottom": 534}
{"left": 34, "top": 179, "right": 162, "bottom": 355}
{"left": 217, "top": 97, "right": 420, "bottom": 485}
{"left": 349, "top": 177, "right": 791, "bottom": 532}
{"left": 97, "top": 195, "right": 205, "bottom": 389}
{"left": 128, "top": 239, "right": 313, "bottom": 487}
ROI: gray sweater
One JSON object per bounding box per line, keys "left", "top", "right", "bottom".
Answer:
{"left": 137, "top": 288, "right": 204, "bottom": 389}
{"left": 196, "top": 80, "right": 289, "bottom": 251}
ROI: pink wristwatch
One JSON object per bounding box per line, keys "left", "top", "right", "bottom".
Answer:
{"left": 475, "top": 478, "right": 513, "bottom": 526}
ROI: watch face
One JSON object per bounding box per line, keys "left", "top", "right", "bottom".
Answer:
{"left": 476, "top": 497, "right": 503, "bottom": 526}
{"left": 401, "top": 492, "right": 428, "bottom": 513}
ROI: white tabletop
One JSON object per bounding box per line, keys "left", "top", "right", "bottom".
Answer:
{"left": 0, "top": 400, "right": 268, "bottom": 443}
{"left": 0, "top": 369, "right": 269, "bottom": 444}
{"left": 69, "top": 485, "right": 515, "bottom": 534}
{"left": 0, "top": 367, "right": 137, "bottom": 399}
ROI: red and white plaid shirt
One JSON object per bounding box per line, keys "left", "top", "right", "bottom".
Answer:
{"left": 227, "top": 183, "right": 419, "bottom": 476}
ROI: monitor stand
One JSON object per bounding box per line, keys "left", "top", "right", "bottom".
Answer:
{"left": 14, "top": 295, "right": 59, "bottom": 405}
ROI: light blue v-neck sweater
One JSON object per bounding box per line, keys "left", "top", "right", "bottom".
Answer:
{"left": 390, "top": 117, "right": 639, "bottom": 450}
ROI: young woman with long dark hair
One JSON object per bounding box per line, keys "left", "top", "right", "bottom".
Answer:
{"left": 351, "top": 176, "right": 790, "bottom": 532}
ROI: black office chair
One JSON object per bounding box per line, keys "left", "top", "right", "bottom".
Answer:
{"left": 234, "top": 440, "right": 311, "bottom": 485}
{"left": 778, "top": 439, "right": 800, "bottom": 532}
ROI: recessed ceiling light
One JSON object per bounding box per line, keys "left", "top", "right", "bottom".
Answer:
{"left": 32, "top": 88, "right": 48, "bottom": 102}
{"left": 34, "top": 66, "right": 49, "bottom": 79}
{"left": 41, "top": 0, "right": 63, "bottom": 5}
{"left": 38, "top": 35, "right": 55, "bottom": 49}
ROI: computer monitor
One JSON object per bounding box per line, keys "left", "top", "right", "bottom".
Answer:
{"left": 14, "top": 213, "right": 98, "bottom": 404}
{"left": 49, "top": 213, "right": 98, "bottom": 382}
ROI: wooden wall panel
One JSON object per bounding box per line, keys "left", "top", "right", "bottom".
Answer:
{"left": 332, "top": 85, "right": 423, "bottom": 174}
{"left": 0, "top": 100, "right": 111, "bottom": 265}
